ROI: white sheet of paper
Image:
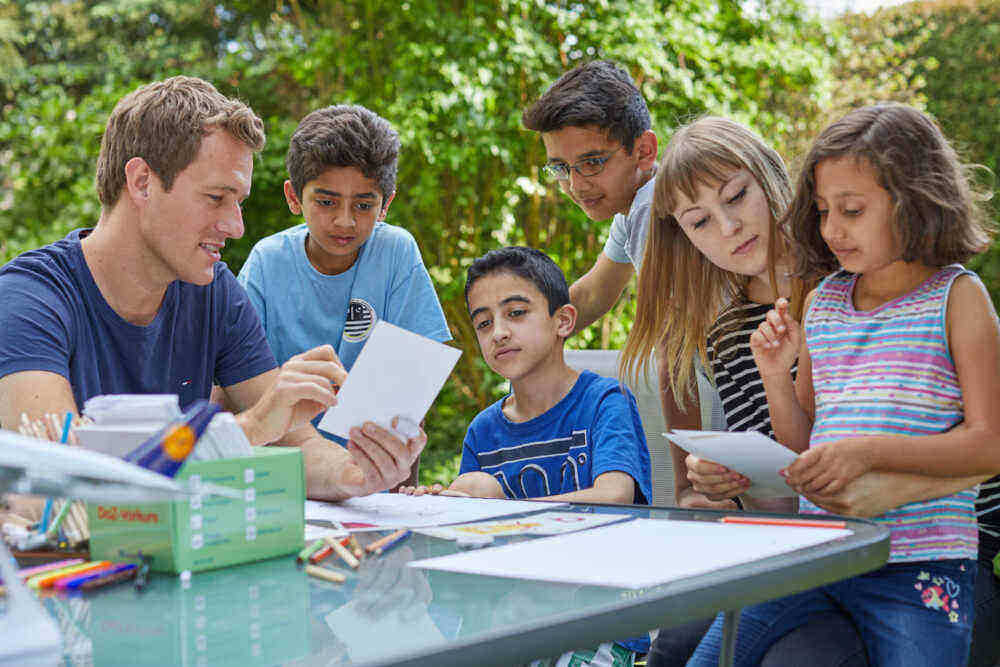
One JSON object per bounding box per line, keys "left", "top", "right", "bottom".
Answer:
{"left": 417, "top": 511, "right": 633, "bottom": 539}
{"left": 317, "top": 320, "right": 462, "bottom": 439}
{"left": 409, "top": 518, "right": 851, "bottom": 589}
{"left": 305, "top": 494, "right": 567, "bottom": 531}
{"left": 665, "top": 430, "right": 798, "bottom": 498}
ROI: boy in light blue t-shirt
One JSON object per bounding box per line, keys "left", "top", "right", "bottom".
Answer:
{"left": 237, "top": 107, "right": 451, "bottom": 474}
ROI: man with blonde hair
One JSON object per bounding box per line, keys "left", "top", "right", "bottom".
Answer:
{"left": 0, "top": 76, "right": 423, "bottom": 500}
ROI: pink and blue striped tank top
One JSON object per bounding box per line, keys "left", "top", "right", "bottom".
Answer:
{"left": 800, "top": 265, "right": 978, "bottom": 563}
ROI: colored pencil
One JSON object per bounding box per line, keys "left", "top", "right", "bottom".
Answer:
{"left": 720, "top": 516, "right": 847, "bottom": 529}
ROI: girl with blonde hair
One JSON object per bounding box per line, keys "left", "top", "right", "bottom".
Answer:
{"left": 621, "top": 115, "right": 806, "bottom": 512}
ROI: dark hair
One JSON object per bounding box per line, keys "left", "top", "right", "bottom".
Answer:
{"left": 522, "top": 60, "right": 651, "bottom": 153}
{"left": 286, "top": 105, "right": 399, "bottom": 203}
{"left": 786, "top": 103, "right": 993, "bottom": 280}
{"left": 96, "top": 76, "right": 265, "bottom": 208}
{"left": 465, "top": 246, "right": 570, "bottom": 315}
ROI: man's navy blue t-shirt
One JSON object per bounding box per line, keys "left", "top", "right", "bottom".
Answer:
{"left": 0, "top": 229, "right": 277, "bottom": 411}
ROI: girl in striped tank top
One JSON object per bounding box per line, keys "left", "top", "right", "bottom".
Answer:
{"left": 691, "top": 105, "right": 998, "bottom": 666}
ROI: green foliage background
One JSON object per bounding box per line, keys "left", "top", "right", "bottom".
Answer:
{"left": 2, "top": 0, "right": 997, "bottom": 484}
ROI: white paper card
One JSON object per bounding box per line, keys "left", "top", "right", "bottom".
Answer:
{"left": 665, "top": 430, "right": 798, "bottom": 498}
{"left": 305, "top": 494, "right": 566, "bottom": 531}
{"left": 317, "top": 321, "right": 462, "bottom": 439}
{"left": 409, "top": 518, "right": 851, "bottom": 589}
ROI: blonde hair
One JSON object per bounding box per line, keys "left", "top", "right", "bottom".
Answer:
{"left": 620, "top": 116, "right": 804, "bottom": 411}
{"left": 96, "top": 76, "right": 265, "bottom": 208}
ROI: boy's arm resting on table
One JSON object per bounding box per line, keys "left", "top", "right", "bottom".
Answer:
{"left": 438, "top": 470, "right": 637, "bottom": 504}
{"left": 786, "top": 278, "right": 1000, "bottom": 494}
{"left": 0, "top": 370, "right": 79, "bottom": 431}
{"left": 569, "top": 253, "right": 633, "bottom": 333}
{"left": 221, "top": 348, "right": 425, "bottom": 501}
{"left": 542, "top": 470, "right": 636, "bottom": 504}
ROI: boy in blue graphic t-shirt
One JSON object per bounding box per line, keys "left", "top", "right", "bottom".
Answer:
{"left": 402, "top": 246, "right": 652, "bottom": 666}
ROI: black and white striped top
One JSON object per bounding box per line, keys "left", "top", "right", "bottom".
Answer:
{"left": 706, "top": 301, "right": 795, "bottom": 437}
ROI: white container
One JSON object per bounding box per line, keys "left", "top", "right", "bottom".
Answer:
{"left": 73, "top": 422, "right": 165, "bottom": 458}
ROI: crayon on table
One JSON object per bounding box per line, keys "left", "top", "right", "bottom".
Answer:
{"left": 347, "top": 535, "right": 364, "bottom": 559}
{"left": 720, "top": 516, "right": 848, "bottom": 529}
{"left": 326, "top": 536, "right": 360, "bottom": 569}
{"left": 309, "top": 544, "right": 334, "bottom": 564}
{"left": 305, "top": 565, "right": 346, "bottom": 584}
{"left": 297, "top": 538, "right": 326, "bottom": 564}
{"left": 19, "top": 558, "right": 85, "bottom": 580}
{"left": 374, "top": 529, "right": 411, "bottom": 555}
{"left": 29, "top": 561, "right": 111, "bottom": 589}
{"left": 366, "top": 529, "right": 409, "bottom": 553}
{"left": 52, "top": 562, "right": 116, "bottom": 591}
{"left": 56, "top": 563, "right": 136, "bottom": 592}
{"left": 80, "top": 567, "right": 138, "bottom": 591}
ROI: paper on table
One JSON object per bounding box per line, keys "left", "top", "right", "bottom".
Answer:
{"left": 409, "top": 518, "right": 852, "bottom": 589}
{"left": 305, "top": 493, "right": 567, "bottom": 531}
{"left": 665, "top": 430, "right": 798, "bottom": 498}
{"left": 317, "top": 321, "right": 462, "bottom": 439}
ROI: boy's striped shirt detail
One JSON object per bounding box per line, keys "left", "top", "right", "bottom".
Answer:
{"left": 800, "top": 265, "right": 978, "bottom": 563}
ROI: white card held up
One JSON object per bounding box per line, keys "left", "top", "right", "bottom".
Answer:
{"left": 665, "top": 430, "right": 798, "bottom": 498}
{"left": 317, "top": 321, "right": 462, "bottom": 440}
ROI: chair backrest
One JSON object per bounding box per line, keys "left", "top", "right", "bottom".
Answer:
{"left": 697, "top": 361, "right": 726, "bottom": 432}
{"left": 564, "top": 349, "right": 674, "bottom": 506}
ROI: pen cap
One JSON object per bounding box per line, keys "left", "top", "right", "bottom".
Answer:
{"left": 124, "top": 400, "right": 221, "bottom": 477}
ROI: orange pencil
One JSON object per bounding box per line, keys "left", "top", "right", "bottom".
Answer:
{"left": 721, "top": 516, "right": 847, "bottom": 529}
{"left": 366, "top": 529, "right": 408, "bottom": 553}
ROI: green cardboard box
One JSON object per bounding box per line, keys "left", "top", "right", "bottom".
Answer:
{"left": 88, "top": 447, "right": 305, "bottom": 573}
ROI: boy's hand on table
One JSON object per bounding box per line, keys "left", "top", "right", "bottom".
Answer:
{"left": 685, "top": 454, "right": 750, "bottom": 501}
{"left": 448, "top": 472, "right": 504, "bottom": 499}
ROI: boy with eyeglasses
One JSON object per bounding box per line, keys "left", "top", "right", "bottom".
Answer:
{"left": 237, "top": 105, "right": 451, "bottom": 482}
{"left": 522, "top": 60, "right": 658, "bottom": 332}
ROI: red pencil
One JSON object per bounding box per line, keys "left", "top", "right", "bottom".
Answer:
{"left": 721, "top": 516, "right": 847, "bottom": 529}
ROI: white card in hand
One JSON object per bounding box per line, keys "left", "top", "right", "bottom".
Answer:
{"left": 317, "top": 321, "right": 461, "bottom": 440}
{"left": 665, "top": 429, "right": 798, "bottom": 498}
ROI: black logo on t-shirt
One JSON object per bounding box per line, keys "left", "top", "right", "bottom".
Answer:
{"left": 344, "top": 298, "right": 377, "bottom": 342}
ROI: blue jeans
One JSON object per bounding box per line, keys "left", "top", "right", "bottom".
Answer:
{"left": 687, "top": 559, "right": 975, "bottom": 667}
{"left": 648, "top": 610, "right": 867, "bottom": 667}
{"left": 969, "top": 558, "right": 999, "bottom": 667}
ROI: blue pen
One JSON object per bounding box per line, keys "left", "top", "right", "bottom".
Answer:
{"left": 374, "top": 529, "right": 411, "bottom": 555}
{"left": 39, "top": 497, "right": 53, "bottom": 533}
{"left": 59, "top": 411, "right": 73, "bottom": 444}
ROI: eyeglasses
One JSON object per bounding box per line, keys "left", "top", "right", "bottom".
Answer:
{"left": 542, "top": 148, "right": 622, "bottom": 181}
